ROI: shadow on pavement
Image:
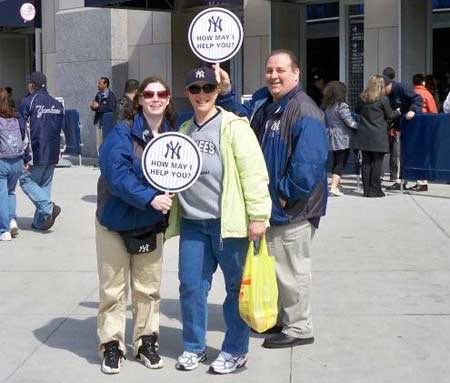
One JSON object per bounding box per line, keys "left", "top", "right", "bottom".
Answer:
{"left": 33, "top": 299, "right": 227, "bottom": 364}
{"left": 16, "top": 216, "right": 54, "bottom": 233}
{"left": 81, "top": 195, "right": 97, "bottom": 204}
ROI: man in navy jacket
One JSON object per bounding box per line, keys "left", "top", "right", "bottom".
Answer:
{"left": 90, "top": 77, "right": 117, "bottom": 152}
{"left": 382, "top": 67, "right": 422, "bottom": 190}
{"left": 216, "top": 49, "right": 328, "bottom": 349}
{"left": 19, "top": 71, "right": 64, "bottom": 231}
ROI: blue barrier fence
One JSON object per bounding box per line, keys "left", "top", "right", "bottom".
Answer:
{"left": 401, "top": 113, "right": 450, "bottom": 181}
{"left": 62, "top": 109, "right": 81, "bottom": 155}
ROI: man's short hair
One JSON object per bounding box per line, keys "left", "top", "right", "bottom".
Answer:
{"left": 266, "top": 49, "right": 300, "bottom": 71}
{"left": 124, "top": 79, "right": 139, "bottom": 94}
{"left": 5, "top": 86, "right": 12, "bottom": 94}
{"left": 382, "top": 67, "right": 396, "bottom": 80}
{"left": 100, "top": 77, "right": 110, "bottom": 88}
{"left": 412, "top": 73, "right": 425, "bottom": 86}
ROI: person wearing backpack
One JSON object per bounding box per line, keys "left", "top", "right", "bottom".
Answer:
{"left": 18, "top": 72, "right": 64, "bottom": 231}
{"left": 0, "top": 88, "right": 24, "bottom": 241}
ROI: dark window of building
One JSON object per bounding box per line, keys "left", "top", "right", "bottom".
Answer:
{"left": 433, "top": 0, "right": 450, "bottom": 9}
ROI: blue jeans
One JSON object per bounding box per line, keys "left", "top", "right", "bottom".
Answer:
{"left": 19, "top": 165, "right": 55, "bottom": 229}
{"left": 179, "top": 218, "right": 249, "bottom": 356}
{"left": 0, "top": 159, "right": 23, "bottom": 234}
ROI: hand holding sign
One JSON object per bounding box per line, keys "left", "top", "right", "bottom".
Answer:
{"left": 151, "top": 192, "right": 174, "bottom": 215}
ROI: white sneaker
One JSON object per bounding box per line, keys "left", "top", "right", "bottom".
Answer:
{"left": 176, "top": 350, "right": 207, "bottom": 371}
{"left": 10, "top": 219, "right": 18, "bottom": 237}
{"left": 209, "top": 351, "right": 248, "bottom": 374}
{"left": 0, "top": 232, "right": 12, "bottom": 241}
{"left": 330, "top": 188, "right": 344, "bottom": 197}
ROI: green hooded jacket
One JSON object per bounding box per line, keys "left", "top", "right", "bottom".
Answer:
{"left": 166, "top": 107, "right": 271, "bottom": 239}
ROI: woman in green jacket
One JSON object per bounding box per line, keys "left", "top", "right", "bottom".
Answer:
{"left": 167, "top": 66, "right": 271, "bottom": 374}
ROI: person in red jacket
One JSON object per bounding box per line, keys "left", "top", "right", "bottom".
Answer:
{"left": 409, "top": 73, "right": 438, "bottom": 192}
{"left": 413, "top": 73, "right": 438, "bottom": 114}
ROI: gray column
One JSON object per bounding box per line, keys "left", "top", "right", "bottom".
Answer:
{"left": 41, "top": 0, "right": 58, "bottom": 94}
{"left": 55, "top": 7, "right": 128, "bottom": 158}
{"left": 270, "top": 2, "right": 307, "bottom": 88}
{"left": 364, "top": 0, "right": 400, "bottom": 84}
{"left": 400, "top": 0, "right": 432, "bottom": 83}
{"left": 242, "top": 0, "right": 271, "bottom": 93}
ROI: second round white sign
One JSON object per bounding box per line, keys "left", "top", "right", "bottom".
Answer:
{"left": 142, "top": 132, "right": 202, "bottom": 193}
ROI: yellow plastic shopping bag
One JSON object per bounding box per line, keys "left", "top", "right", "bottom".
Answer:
{"left": 239, "top": 236, "right": 278, "bottom": 333}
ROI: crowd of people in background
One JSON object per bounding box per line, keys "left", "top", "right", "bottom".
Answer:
{"left": 314, "top": 67, "right": 450, "bottom": 198}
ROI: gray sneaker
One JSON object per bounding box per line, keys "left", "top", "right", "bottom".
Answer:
{"left": 176, "top": 350, "right": 207, "bottom": 371}
{"left": 209, "top": 351, "right": 248, "bottom": 374}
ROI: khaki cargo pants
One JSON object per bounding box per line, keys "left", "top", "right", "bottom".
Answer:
{"left": 266, "top": 220, "right": 316, "bottom": 339}
{"left": 95, "top": 219, "right": 163, "bottom": 356}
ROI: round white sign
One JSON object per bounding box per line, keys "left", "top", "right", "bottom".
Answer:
{"left": 188, "top": 7, "right": 243, "bottom": 63}
{"left": 20, "top": 3, "right": 36, "bottom": 22}
{"left": 142, "top": 132, "right": 202, "bottom": 193}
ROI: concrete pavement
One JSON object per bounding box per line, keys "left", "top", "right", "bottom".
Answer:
{"left": 1, "top": 166, "right": 449, "bottom": 383}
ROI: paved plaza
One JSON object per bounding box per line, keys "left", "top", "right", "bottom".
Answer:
{"left": 1, "top": 165, "right": 450, "bottom": 383}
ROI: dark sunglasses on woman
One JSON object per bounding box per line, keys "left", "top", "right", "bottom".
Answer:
{"left": 187, "top": 84, "right": 217, "bottom": 95}
{"left": 142, "top": 90, "right": 170, "bottom": 99}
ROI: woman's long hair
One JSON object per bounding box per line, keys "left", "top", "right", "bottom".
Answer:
{"left": 360, "top": 75, "right": 385, "bottom": 103}
{"left": 321, "top": 81, "right": 347, "bottom": 109}
{"left": 128, "top": 76, "right": 177, "bottom": 130}
{"left": 0, "top": 88, "right": 15, "bottom": 118}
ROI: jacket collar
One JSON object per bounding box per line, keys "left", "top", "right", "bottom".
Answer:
{"left": 254, "top": 84, "right": 303, "bottom": 115}
{"left": 130, "top": 113, "right": 170, "bottom": 142}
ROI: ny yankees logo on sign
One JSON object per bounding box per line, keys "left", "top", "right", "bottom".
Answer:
{"left": 142, "top": 132, "right": 202, "bottom": 193}
{"left": 208, "top": 16, "right": 223, "bottom": 32}
{"left": 165, "top": 141, "right": 182, "bottom": 160}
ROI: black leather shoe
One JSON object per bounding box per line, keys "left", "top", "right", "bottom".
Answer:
{"left": 262, "top": 333, "right": 314, "bottom": 349}
{"left": 408, "top": 184, "right": 428, "bottom": 192}
{"left": 41, "top": 203, "right": 61, "bottom": 231}
{"left": 251, "top": 326, "right": 283, "bottom": 334}
{"left": 386, "top": 182, "right": 401, "bottom": 191}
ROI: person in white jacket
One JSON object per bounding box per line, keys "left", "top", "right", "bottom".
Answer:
{"left": 443, "top": 92, "right": 450, "bottom": 113}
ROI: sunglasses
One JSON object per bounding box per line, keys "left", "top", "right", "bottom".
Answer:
{"left": 142, "top": 90, "right": 170, "bottom": 99}
{"left": 187, "top": 84, "right": 217, "bottom": 95}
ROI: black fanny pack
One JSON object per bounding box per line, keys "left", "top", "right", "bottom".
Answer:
{"left": 119, "top": 227, "right": 157, "bottom": 255}
{"left": 118, "top": 220, "right": 167, "bottom": 255}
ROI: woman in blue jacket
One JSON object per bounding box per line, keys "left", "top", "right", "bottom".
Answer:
{"left": 95, "top": 77, "right": 174, "bottom": 374}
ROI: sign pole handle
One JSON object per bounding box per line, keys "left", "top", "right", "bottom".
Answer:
{"left": 162, "top": 191, "right": 169, "bottom": 215}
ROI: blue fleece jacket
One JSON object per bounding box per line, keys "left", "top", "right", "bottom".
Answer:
{"left": 218, "top": 86, "right": 328, "bottom": 226}
{"left": 96, "top": 113, "right": 169, "bottom": 231}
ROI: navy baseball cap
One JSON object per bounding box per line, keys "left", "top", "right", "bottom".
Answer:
{"left": 185, "top": 66, "right": 218, "bottom": 88}
{"left": 27, "top": 71, "right": 47, "bottom": 88}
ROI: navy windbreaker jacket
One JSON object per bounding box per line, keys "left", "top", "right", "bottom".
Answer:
{"left": 218, "top": 86, "right": 328, "bottom": 226}
{"left": 96, "top": 113, "right": 169, "bottom": 231}
{"left": 19, "top": 88, "right": 64, "bottom": 166}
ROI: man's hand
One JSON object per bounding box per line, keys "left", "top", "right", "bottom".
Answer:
{"left": 248, "top": 221, "right": 266, "bottom": 241}
{"left": 90, "top": 100, "right": 99, "bottom": 110}
{"left": 212, "top": 63, "right": 232, "bottom": 95}
{"left": 279, "top": 197, "right": 287, "bottom": 208}
{"left": 405, "top": 111, "right": 415, "bottom": 120}
{"left": 23, "top": 163, "right": 31, "bottom": 171}
{"left": 150, "top": 192, "right": 174, "bottom": 214}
